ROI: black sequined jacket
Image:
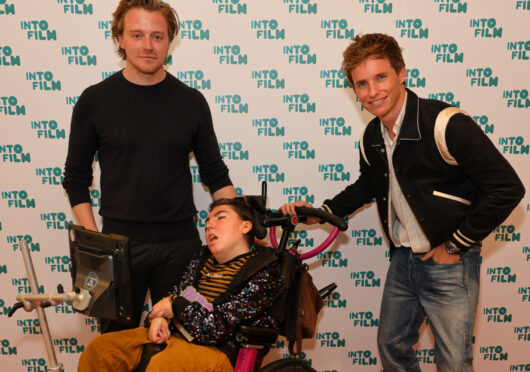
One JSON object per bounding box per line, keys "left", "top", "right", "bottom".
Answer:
{"left": 168, "top": 245, "right": 284, "bottom": 349}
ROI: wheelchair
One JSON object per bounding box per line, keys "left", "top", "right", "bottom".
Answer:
{"left": 10, "top": 182, "right": 347, "bottom": 372}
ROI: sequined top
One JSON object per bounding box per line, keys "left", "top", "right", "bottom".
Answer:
{"left": 168, "top": 246, "right": 285, "bottom": 347}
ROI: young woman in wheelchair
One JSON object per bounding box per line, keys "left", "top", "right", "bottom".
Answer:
{"left": 78, "top": 197, "right": 285, "bottom": 372}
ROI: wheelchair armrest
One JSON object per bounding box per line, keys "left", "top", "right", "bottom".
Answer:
{"left": 236, "top": 325, "right": 279, "bottom": 346}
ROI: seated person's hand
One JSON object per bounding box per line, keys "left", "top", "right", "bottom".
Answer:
{"left": 148, "top": 317, "right": 170, "bottom": 344}
{"left": 149, "top": 297, "right": 174, "bottom": 319}
{"left": 279, "top": 200, "right": 321, "bottom": 225}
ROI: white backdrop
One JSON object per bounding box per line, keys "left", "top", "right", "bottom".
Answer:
{"left": 0, "top": 0, "right": 529, "bottom": 371}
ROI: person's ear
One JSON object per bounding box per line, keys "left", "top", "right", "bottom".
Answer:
{"left": 241, "top": 221, "right": 252, "bottom": 235}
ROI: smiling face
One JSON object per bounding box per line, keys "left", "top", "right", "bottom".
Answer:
{"left": 118, "top": 8, "right": 170, "bottom": 85}
{"left": 205, "top": 204, "right": 252, "bottom": 264}
{"left": 350, "top": 56, "right": 407, "bottom": 128}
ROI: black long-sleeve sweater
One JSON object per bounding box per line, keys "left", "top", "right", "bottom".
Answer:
{"left": 63, "top": 71, "right": 232, "bottom": 241}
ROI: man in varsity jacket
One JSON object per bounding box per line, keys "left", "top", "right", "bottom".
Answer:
{"left": 281, "top": 33, "right": 524, "bottom": 372}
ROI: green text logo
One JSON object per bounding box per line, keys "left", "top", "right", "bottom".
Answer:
{"left": 180, "top": 20, "right": 210, "bottom": 40}
{"left": 435, "top": 0, "right": 467, "bottom": 13}
{"left": 431, "top": 43, "right": 464, "bottom": 63}
{"left": 470, "top": 18, "right": 502, "bottom": 38}
{"left": 396, "top": 19, "right": 429, "bottom": 39}
{"left": 360, "top": 0, "right": 392, "bottom": 14}
{"left": 252, "top": 118, "right": 285, "bottom": 137}
{"left": 20, "top": 20, "right": 57, "bottom": 40}
{"left": 0, "top": 46, "right": 20, "bottom": 66}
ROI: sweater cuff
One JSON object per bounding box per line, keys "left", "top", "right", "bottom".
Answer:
{"left": 171, "top": 296, "right": 191, "bottom": 317}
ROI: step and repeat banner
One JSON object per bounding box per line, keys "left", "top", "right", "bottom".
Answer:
{"left": 0, "top": 0, "right": 529, "bottom": 371}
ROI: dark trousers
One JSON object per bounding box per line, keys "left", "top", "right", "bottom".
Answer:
{"left": 100, "top": 236, "right": 202, "bottom": 333}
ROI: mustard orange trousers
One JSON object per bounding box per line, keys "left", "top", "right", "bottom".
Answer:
{"left": 77, "top": 327, "right": 233, "bottom": 372}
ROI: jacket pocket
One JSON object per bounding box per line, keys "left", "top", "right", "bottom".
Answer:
{"left": 432, "top": 190, "right": 471, "bottom": 206}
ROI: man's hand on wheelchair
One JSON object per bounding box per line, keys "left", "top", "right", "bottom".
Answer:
{"left": 149, "top": 297, "right": 174, "bottom": 319}
{"left": 148, "top": 317, "right": 171, "bottom": 344}
{"left": 279, "top": 200, "right": 321, "bottom": 225}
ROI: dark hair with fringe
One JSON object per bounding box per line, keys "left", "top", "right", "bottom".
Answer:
{"left": 342, "top": 33, "right": 405, "bottom": 88}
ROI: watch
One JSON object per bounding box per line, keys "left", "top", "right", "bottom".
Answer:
{"left": 445, "top": 239, "right": 461, "bottom": 255}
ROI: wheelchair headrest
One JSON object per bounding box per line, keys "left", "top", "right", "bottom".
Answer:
{"left": 244, "top": 195, "right": 268, "bottom": 240}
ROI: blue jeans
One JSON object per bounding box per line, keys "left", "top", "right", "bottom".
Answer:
{"left": 377, "top": 246, "right": 481, "bottom": 372}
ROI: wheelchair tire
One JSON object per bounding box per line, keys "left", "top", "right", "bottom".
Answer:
{"left": 258, "top": 357, "right": 316, "bottom": 372}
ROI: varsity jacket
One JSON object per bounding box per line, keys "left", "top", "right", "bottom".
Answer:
{"left": 323, "top": 89, "right": 524, "bottom": 253}
{"left": 168, "top": 246, "right": 284, "bottom": 352}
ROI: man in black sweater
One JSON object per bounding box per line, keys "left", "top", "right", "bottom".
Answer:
{"left": 63, "top": 0, "right": 236, "bottom": 332}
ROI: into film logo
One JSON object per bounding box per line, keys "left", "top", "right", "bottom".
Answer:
{"left": 318, "top": 163, "right": 350, "bottom": 182}
{"left": 40, "top": 212, "right": 73, "bottom": 230}
{"left": 507, "top": 40, "right": 529, "bottom": 60}
{"left": 195, "top": 209, "right": 208, "bottom": 228}
{"left": 180, "top": 20, "right": 210, "bottom": 40}
{"left": 479, "top": 345, "right": 508, "bottom": 361}
{"left": 431, "top": 43, "right": 464, "bottom": 63}
{"left": 58, "top": 0, "right": 94, "bottom": 15}
{"left": 283, "top": 44, "right": 316, "bottom": 64}
{"left": 483, "top": 306, "right": 512, "bottom": 323}
{"left": 6, "top": 234, "right": 40, "bottom": 252}
{"left": 0, "top": 46, "right": 20, "bottom": 66}
{"left": 395, "top": 18, "right": 429, "bottom": 39}
{"left": 0, "top": 339, "right": 17, "bottom": 355}
{"left": 503, "top": 88, "right": 530, "bottom": 109}
{"left": 251, "top": 69, "right": 285, "bottom": 89}
{"left": 0, "top": 144, "right": 31, "bottom": 163}
{"left": 0, "top": 0, "right": 15, "bottom": 15}
{"left": 251, "top": 19, "right": 285, "bottom": 40}
{"left": 320, "top": 117, "right": 352, "bottom": 136}
{"left": 282, "top": 185, "right": 314, "bottom": 203}
{"left": 322, "top": 291, "right": 347, "bottom": 309}
{"left": 466, "top": 67, "right": 498, "bottom": 87}
{"left": 1, "top": 190, "right": 35, "bottom": 209}
{"left": 283, "top": 93, "right": 316, "bottom": 113}
{"left": 215, "top": 94, "right": 248, "bottom": 113}
{"left": 97, "top": 19, "right": 113, "bottom": 39}
{"left": 349, "top": 311, "right": 379, "bottom": 328}
{"left": 428, "top": 91, "right": 460, "bottom": 107}
{"left": 213, "top": 45, "right": 247, "bottom": 65}
{"left": 406, "top": 68, "right": 426, "bottom": 88}
{"left": 319, "top": 250, "right": 348, "bottom": 268}
{"left": 359, "top": 0, "right": 392, "bottom": 14}
{"left": 470, "top": 18, "right": 502, "bottom": 38}
{"left": 282, "top": 140, "right": 315, "bottom": 159}
{"left": 284, "top": 0, "right": 317, "bottom": 14}
{"left": 320, "top": 19, "right": 354, "bottom": 39}
{"left": 348, "top": 349, "right": 378, "bottom": 366}
{"left": 498, "top": 136, "right": 529, "bottom": 155}
{"left": 0, "top": 298, "right": 12, "bottom": 316}
{"left": 218, "top": 141, "right": 249, "bottom": 160}
{"left": 486, "top": 266, "right": 516, "bottom": 283}
{"left": 320, "top": 69, "right": 351, "bottom": 89}
{"left": 20, "top": 20, "right": 57, "bottom": 41}
{"left": 516, "top": 0, "right": 530, "bottom": 10}
{"left": 0, "top": 96, "right": 25, "bottom": 116}
{"left": 190, "top": 165, "right": 201, "bottom": 183}
{"left": 31, "top": 120, "right": 66, "bottom": 140}
{"left": 61, "top": 46, "right": 97, "bottom": 66}
{"left": 26, "top": 71, "right": 62, "bottom": 91}
{"left": 316, "top": 331, "right": 346, "bottom": 348}
{"left": 434, "top": 0, "right": 467, "bottom": 13}
{"left": 53, "top": 338, "right": 85, "bottom": 354}
{"left": 213, "top": 0, "right": 247, "bottom": 14}
{"left": 251, "top": 117, "right": 285, "bottom": 137}
{"left": 252, "top": 164, "right": 285, "bottom": 183}
{"left": 176, "top": 70, "right": 211, "bottom": 90}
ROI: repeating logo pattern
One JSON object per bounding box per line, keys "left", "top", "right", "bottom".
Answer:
{"left": 0, "top": 1, "right": 528, "bottom": 371}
